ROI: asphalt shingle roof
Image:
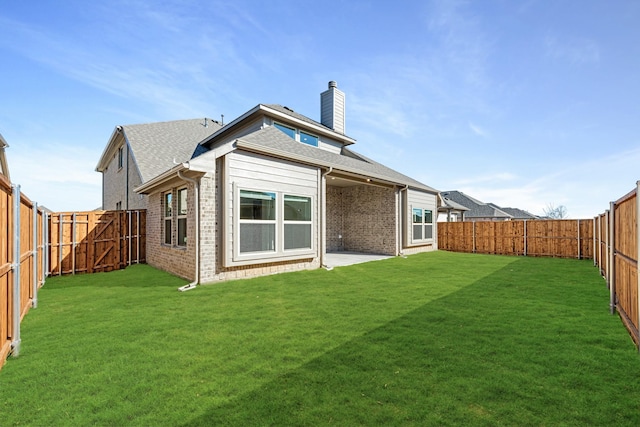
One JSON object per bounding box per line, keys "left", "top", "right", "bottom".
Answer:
{"left": 441, "top": 190, "right": 512, "bottom": 219}
{"left": 236, "top": 126, "right": 437, "bottom": 192}
{"left": 123, "top": 118, "right": 222, "bottom": 182}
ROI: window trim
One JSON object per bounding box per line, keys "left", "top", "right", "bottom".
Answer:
{"left": 273, "top": 121, "right": 319, "bottom": 147}
{"left": 232, "top": 184, "right": 316, "bottom": 265}
{"left": 410, "top": 205, "right": 434, "bottom": 244}
{"left": 163, "top": 191, "right": 173, "bottom": 246}
{"left": 117, "top": 146, "right": 124, "bottom": 170}
{"left": 176, "top": 187, "right": 188, "bottom": 248}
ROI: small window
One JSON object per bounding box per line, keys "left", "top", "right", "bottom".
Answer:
{"left": 118, "top": 146, "right": 124, "bottom": 169}
{"left": 424, "top": 209, "right": 433, "bottom": 239}
{"left": 274, "top": 123, "right": 296, "bottom": 139}
{"left": 164, "top": 192, "right": 172, "bottom": 245}
{"left": 177, "top": 188, "right": 187, "bottom": 247}
{"left": 299, "top": 131, "right": 318, "bottom": 147}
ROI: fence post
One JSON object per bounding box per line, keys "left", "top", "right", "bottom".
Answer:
{"left": 136, "top": 210, "right": 140, "bottom": 264}
{"left": 609, "top": 201, "right": 616, "bottom": 315}
{"left": 524, "top": 220, "right": 527, "bottom": 256}
{"left": 577, "top": 219, "right": 581, "bottom": 259}
{"left": 58, "top": 213, "right": 63, "bottom": 276}
{"left": 472, "top": 221, "right": 476, "bottom": 253}
{"left": 593, "top": 216, "right": 597, "bottom": 266}
{"left": 636, "top": 181, "right": 640, "bottom": 351}
{"left": 32, "top": 203, "right": 38, "bottom": 308}
{"left": 11, "top": 184, "right": 21, "bottom": 357}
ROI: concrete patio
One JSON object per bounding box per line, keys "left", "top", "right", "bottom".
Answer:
{"left": 323, "top": 252, "right": 393, "bottom": 268}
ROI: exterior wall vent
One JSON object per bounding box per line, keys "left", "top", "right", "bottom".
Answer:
{"left": 321, "top": 81, "right": 345, "bottom": 134}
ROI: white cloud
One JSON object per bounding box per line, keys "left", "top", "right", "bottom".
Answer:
{"left": 545, "top": 34, "right": 600, "bottom": 64}
{"left": 468, "top": 122, "right": 488, "bottom": 137}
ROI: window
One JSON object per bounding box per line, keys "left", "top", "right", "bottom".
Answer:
{"left": 299, "top": 131, "right": 318, "bottom": 147}
{"left": 273, "top": 123, "right": 319, "bottom": 147}
{"left": 274, "top": 123, "right": 296, "bottom": 139}
{"left": 177, "top": 188, "right": 187, "bottom": 247}
{"left": 164, "top": 192, "right": 172, "bottom": 245}
{"left": 115, "top": 201, "right": 122, "bottom": 211}
{"left": 284, "top": 195, "right": 312, "bottom": 250}
{"left": 235, "top": 187, "right": 315, "bottom": 262}
{"left": 239, "top": 190, "right": 276, "bottom": 253}
{"left": 412, "top": 208, "right": 434, "bottom": 241}
{"left": 118, "top": 146, "right": 124, "bottom": 169}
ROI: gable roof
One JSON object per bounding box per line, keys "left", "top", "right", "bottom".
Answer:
{"left": 494, "top": 206, "right": 539, "bottom": 219}
{"left": 96, "top": 118, "right": 222, "bottom": 183}
{"left": 200, "top": 104, "right": 357, "bottom": 149}
{"left": 441, "top": 190, "right": 512, "bottom": 219}
{"left": 235, "top": 126, "right": 437, "bottom": 192}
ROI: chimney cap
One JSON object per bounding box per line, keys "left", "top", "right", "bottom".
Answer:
{"left": 328, "top": 81, "right": 337, "bottom": 88}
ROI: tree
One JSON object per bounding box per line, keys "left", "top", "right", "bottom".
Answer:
{"left": 543, "top": 203, "right": 568, "bottom": 219}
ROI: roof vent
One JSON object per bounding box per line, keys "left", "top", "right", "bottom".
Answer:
{"left": 321, "top": 81, "right": 345, "bottom": 134}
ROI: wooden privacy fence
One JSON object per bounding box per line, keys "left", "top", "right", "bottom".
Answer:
{"left": 2, "top": 207, "right": 145, "bottom": 371}
{"left": 438, "top": 219, "right": 593, "bottom": 259}
{"left": 48, "top": 210, "right": 146, "bottom": 276}
{"left": 1, "top": 176, "right": 46, "bottom": 370}
{"left": 593, "top": 182, "right": 639, "bottom": 349}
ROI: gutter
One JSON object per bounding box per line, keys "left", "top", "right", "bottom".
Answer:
{"left": 177, "top": 165, "right": 200, "bottom": 292}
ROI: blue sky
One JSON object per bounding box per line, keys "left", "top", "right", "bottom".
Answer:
{"left": 1, "top": 0, "right": 638, "bottom": 218}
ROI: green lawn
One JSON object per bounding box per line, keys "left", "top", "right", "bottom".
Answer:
{"left": 1, "top": 251, "right": 639, "bottom": 426}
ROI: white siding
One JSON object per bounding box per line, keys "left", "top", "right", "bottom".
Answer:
{"left": 405, "top": 189, "right": 437, "bottom": 248}
{"left": 224, "top": 150, "right": 320, "bottom": 267}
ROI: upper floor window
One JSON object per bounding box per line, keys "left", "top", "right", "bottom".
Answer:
{"left": 273, "top": 122, "right": 318, "bottom": 147}
{"left": 118, "top": 146, "right": 124, "bottom": 169}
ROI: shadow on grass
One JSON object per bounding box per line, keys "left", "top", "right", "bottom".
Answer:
{"left": 43, "top": 264, "right": 188, "bottom": 290}
{"left": 182, "top": 258, "right": 640, "bottom": 426}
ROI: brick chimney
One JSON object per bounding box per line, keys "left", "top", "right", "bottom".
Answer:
{"left": 320, "top": 81, "right": 345, "bottom": 134}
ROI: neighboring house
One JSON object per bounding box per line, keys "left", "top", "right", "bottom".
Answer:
{"left": 95, "top": 118, "right": 222, "bottom": 210}
{"left": 0, "top": 133, "right": 9, "bottom": 181}
{"left": 438, "top": 196, "right": 469, "bottom": 222}
{"left": 100, "top": 81, "right": 440, "bottom": 283}
{"left": 439, "top": 190, "right": 538, "bottom": 222}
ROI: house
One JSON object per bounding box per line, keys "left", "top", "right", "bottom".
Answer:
{"left": 95, "top": 118, "right": 222, "bottom": 210}
{"left": 99, "top": 82, "right": 440, "bottom": 284}
{"left": 0, "top": 133, "right": 10, "bottom": 180}
{"left": 439, "top": 190, "right": 538, "bottom": 222}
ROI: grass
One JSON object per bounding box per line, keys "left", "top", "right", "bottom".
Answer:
{"left": 1, "top": 251, "right": 639, "bottom": 426}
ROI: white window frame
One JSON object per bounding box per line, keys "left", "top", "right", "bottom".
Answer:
{"left": 410, "top": 205, "right": 434, "bottom": 244}
{"left": 232, "top": 184, "right": 316, "bottom": 264}
{"left": 176, "top": 187, "right": 188, "bottom": 248}
{"left": 273, "top": 122, "right": 319, "bottom": 147}
{"left": 163, "top": 191, "right": 173, "bottom": 246}
{"left": 118, "top": 146, "right": 124, "bottom": 170}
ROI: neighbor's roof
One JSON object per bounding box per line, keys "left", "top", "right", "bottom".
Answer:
{"left": 441, "top": 190, "right": 512, "bottom": 219}
{"left": 496, "top": 206, "right": 539, "bottom": 219}
{"left": 96, "top": 118, "right": 222, "bottom": 183}
{"left": 235, "top": 126, "right": 438, "bottom": 192}
{"left": 0, "top": 133, "right": 10, "bottom": 180}
{"left": 439, "top": 197, "right": 470, "bottom": 212}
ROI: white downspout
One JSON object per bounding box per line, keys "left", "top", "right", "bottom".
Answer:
{"left": 398, "top": 185, "right": 408, "bottom": 256}
{"left": 321, "top": 167, "right": 332, "bottom": 269}
{"left": 177, "top": 167, "right": 200, "bottom": 292}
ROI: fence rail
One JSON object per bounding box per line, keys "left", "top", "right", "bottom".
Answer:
{"left": 438, "top": 219, "right": 594, "bottom": 259}
{"left": 594, "top": 183, "right": 639, "bottom": 349}
{"left": 1, "top": 205, "right": 145, "bottom": 371}
{"left": 1, "top": 175, "right": 46, "bottom": 370}
{"left": 48, "top": 210, "right": 146, "bottom": 276}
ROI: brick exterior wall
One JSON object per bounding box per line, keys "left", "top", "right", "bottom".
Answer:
{"left": 146, "top": 164, "right": 320, "bottom": 283}
{"left": 326, "top": 184, "right": 397, "bottom": 255}
{"left": 146, "top": 184, "right": 195, "bottom": 280}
